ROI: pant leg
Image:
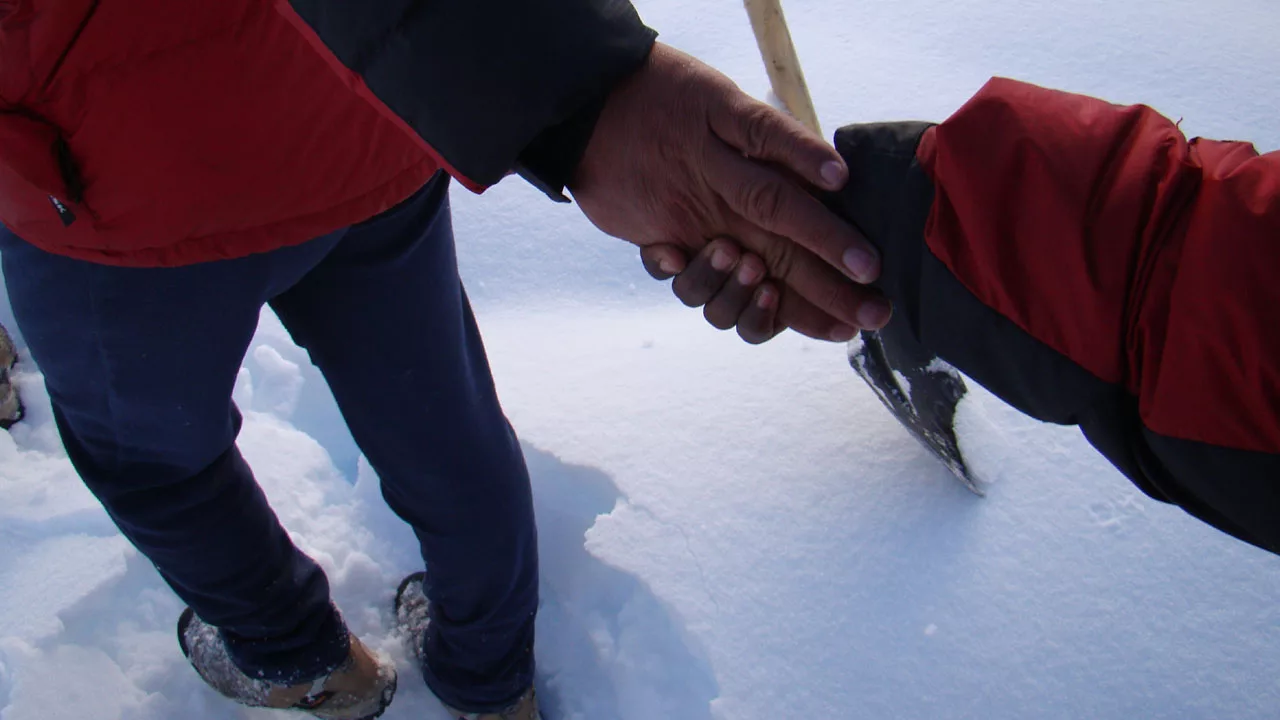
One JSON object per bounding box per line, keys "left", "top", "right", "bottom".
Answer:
{"left": 0, "top": 229, "right": 350, "bottom": 684}
{"left": 268, "top": 175, "right": 538, "bottom": 712}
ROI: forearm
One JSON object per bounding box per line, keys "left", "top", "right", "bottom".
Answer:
{"left": 830, "top": 78, "right": 1280, "bottom": 554}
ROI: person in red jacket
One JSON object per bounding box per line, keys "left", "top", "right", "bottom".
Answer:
{"left": 0, "top": 1, "right": 891, "bottom": 719}
{"left": 645, "top": 78, "right": 1280, "bottom": 559}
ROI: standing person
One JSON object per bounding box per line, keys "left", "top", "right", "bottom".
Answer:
{"left": 0, "top": 1, "right": 891, "bottom": 719}
{"left": 646, "top": 78, "right": 1280, "bottom": 559}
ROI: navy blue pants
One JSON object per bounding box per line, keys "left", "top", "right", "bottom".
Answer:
{"left": 0, "top": 175, "right": 537, "bottom": 712}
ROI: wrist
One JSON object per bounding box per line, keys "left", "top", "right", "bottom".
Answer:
{"left": 515, "top": 39, "right": 656, "bottom": 201}
{"left": 513, "top": 94, "right": 609, "bottom": 203}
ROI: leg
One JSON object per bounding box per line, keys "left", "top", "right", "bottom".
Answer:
{"left": 0, "top": 229, "right": 349, "bottom": 683}
{"left": 269, "top": 175, "right": 538, "bottom": 712}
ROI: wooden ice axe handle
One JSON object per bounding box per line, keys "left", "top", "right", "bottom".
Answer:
{"left": 743, "top": 0, "right": 823, "bottom": 137}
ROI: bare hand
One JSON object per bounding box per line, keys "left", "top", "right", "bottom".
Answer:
{"left": 641, "top": 239, "right": 783, "bottom": 344}
{"left": 570, "top": 43, "right": 891, "bottom": 341}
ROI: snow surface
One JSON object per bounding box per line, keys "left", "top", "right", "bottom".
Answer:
{"left": 3, "top": 1, "right": 1280, "bottom": 718}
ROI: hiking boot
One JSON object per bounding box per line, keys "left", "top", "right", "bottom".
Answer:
{"left": 394, "top": 572, "right": 542, "bottom": 720}
{"left": 445, "top": 687, "right": 540, "bottom": 720}
{"left": 0, "top": 323, "right": 23, "bottom": 430}
{"left": 177, "top": 608, "right": 397, "bottom": 720}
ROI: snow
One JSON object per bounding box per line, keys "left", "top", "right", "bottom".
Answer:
{"left": 3, "top": 1, "right": 1280, "bottom": 718}
{"left": 892, "top": 369, "right": 912, "bottom": 397}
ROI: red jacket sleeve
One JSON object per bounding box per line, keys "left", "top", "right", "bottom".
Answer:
{"left": 830, "top": 79, "right": 1280, "bottom": 555}
{"left": 918, "top": 78, "right": 1280, "bottom": 456}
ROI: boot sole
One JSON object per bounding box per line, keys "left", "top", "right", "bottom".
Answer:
{"left": 0, "top": 346, "right": 25, "bottom": 430}
{"left": 176, "top": 607, "right": 196, "bottom": 660}
{"left": 394, "top": 571, "right": 427, "bottom": 613}
{"left": 177, "top": 608, "right": 396, "bottom": 720}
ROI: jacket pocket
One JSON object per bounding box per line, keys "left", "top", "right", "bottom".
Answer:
{"left": 0, "top": 111, "right": 85, "bottom": 230}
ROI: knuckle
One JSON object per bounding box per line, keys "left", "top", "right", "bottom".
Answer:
{"left": 823, "top": 283, "right": 844, "bottom": 313}
{"left": 739, "top": 180, "right": 788, "bottom": 226}
{"left": 760, "top": 239, "right": 797, "bottom": 281}
{"left": 821, "top": 280, "right": 860, "bottom": 321}
{"left": 739, "top": 104, "right": 776, "bottom": 157}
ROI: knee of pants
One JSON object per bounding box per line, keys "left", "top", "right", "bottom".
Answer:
{"left": 54, "top": 398, "right": 243, "bottom": 491}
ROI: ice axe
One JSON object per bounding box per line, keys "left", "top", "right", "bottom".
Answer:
{"left": 743, "top": 0, "right": 982, "bottom": 494}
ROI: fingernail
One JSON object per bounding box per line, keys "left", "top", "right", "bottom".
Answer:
{"left": 842, "top": 247, "right": 878, "bottom": 283}
{"left": 659, "top": 258, "right": 679, "bottom": 275}
{"left": 737, "top": 262, "right": 764, "bottom": 285}
{"left": 829, "top": 325, "right": 857, "bottom": 343}
{"left": 711, "top": 248, "right": 735, "bottom": 272}
{"left": 857, "top": 298, "right": 892, "bottom": 329}
{"left": 756, "top": 286, "right": 777, "bottom": 309}
{"left": 820, "top": 160, "right": 847, "bottom": 190}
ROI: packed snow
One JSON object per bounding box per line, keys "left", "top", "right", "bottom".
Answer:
{"left": 2, "top": 1, "right": 1279, "bottom": 718}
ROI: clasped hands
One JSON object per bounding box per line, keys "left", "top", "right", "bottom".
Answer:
{"left": 569, "top": 42, "right": 890, "bottom": 344}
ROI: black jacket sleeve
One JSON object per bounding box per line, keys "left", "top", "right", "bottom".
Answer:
{"left": 287, "top": 0, "right": 656, "bottom": 193}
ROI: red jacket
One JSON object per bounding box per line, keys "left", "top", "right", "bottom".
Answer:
{"left": 0, "top": 0, "right": 654, "bottom": 266}
{"left": 918, "top": 79, "right": 1280, "bottom": 459}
